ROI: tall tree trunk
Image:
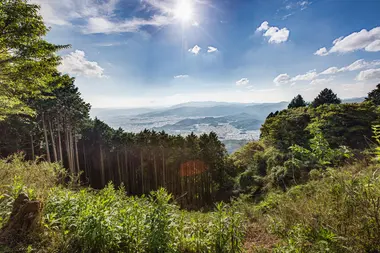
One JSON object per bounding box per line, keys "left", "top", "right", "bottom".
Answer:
{"left": 140, "top": 149, "right": 144, "bottom": 194}
{"left": 124, "top": 148, "right": 129, "bottom": 192}
{"left": 162, "top": 149, "right": 166, "bottom": 188}
{"left": 65, "top": 127, "right": 73, "bottom": 174}
{"left": 68, "top": 128, "right": 75, "bottom": 174}
{"left": 57, "top": 119, "right": 63, "bottom": 163}
{"left": 83, "top": 141, "right": 88, "bottom": 182}
{"left": 117, "top": 151, "right": 122, "bottom": 186}
{"left": 49, "top": 120, "right": 58, "bottom": 162}
{"left": 75, "top": 134, "right": 80, "bottom": 174}
{"left": 30, "top": 134, "right": 35, "bottom": 160}
{"left": 100, "top": 145, "right": 105, "bottom": 187}
{"left": 41, "top": 113, "right": 51, "bottom": 162}
{"left": 154, "top": 154, "right": 157, "bottom": 189}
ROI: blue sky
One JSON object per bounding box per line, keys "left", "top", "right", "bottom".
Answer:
{"left": 32, "top": 0, "right": 380, "bottom": 108}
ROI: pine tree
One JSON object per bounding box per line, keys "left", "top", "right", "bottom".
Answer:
{"left": 311, "top": 88, "right": 341, "bottom": 108}
{"left": 288, "top": 94, "right": 307, "bottom": 109}
{"left": 366, "top": 84, "right": 380, "bottom": 105}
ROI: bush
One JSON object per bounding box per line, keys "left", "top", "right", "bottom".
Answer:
{"left": 0, "top": 156, "right": 247, "bottom": 253}
{"left": 259, "top": 163, "right": 380, "bottom": 252}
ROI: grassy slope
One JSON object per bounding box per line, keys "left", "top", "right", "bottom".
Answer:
{"left": 244, "top": 162, "right": 380, "bottom": 252}
{"left": 1, "top": 154, "right": 380, "bottom": 253}
{"left": 0, "top": 155, "right": 244, "bottom": 253}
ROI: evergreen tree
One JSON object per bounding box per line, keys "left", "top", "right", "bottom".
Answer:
{"left": 0, "top": 0, "right": 69, "bottom": 120}
{"left": 311, "top": 88, "right": 341, "bottom": 108}
{"left": 366, "top": 84, "right": 380, "bottom": 105}
{"left": 288, "top": 94, "right": 307, "bottom": 109}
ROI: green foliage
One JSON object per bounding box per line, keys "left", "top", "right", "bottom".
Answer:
{"left": 43, "top": 187, "right": 246, "bottom": 253}
{"left": 310, "top": 102, "right": 380, "bottom": 150}
{"left": 288, "top": 94, "right": 307, "bottom": 109}
{"left": 237, "top": 169, "right": 263, "bottom": 193}
{"left": 147, "top": 189, "right": 178, "bottom": 253}
{"left": 0, "top": 153, "right": 65, "bottom": 199}
{"left": 373, "top": 125, "right": 380, "bottom": 161}
{"left": 0, "top": 157, "right": 246, "bottom": 253}
{"left": 260, "top": 107, "right": 311, "bottom": 152}
{"left": 311, "top": 88, "right": 341, "bottom": 108}
{"left": 230, "top": 141, "right": 265, "bottom": 171}
{"left": 257, "top": 163, "right": 380, "bottom": 252}
{"left": 261, "top": 102, "right": 380, "bottom": 152}
{"left": 210, "top": 202, "right": 245, "bottom": 253}
{"left": 0, "top": 0, "right": 69, "bottom": 119}
{"left": 289, "top": 122, "right": 352, "bottom": 170}
{"left": 366, "top": 83, "right": 380, "bottom": 105}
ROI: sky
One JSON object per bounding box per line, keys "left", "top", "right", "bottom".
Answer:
{"left": 32, "top": 0, "right": 380, "bottom": 108}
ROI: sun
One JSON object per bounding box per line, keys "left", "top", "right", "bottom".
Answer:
{"left": 174, "top": 0, "right": 194, "bottom": 23}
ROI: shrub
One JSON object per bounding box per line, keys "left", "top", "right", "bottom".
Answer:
{"left": 260, "top": 163, "right": 380, "bottom": 252}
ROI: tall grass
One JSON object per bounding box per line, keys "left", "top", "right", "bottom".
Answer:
{"left": 0, "top": 155, "right": 246, "bottom": 253}
{"left": 254, "top": 162, "right": 380, "bottom": 252}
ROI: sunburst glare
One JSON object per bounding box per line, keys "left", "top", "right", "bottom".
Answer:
{"left": 174, "top": 0, "right": 194, "bottom": 23}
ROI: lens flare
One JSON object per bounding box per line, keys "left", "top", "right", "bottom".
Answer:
{"left": 174, "top": 0, "right": 194, "bottom": 22}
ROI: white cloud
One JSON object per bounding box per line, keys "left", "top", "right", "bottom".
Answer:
{"left": 273, "top": 73, "right": 291, "bottom": 86}
{"left": 83, "top": 15, "right": 172, "bottom": 34}
{"left": 256, "top": 21, "right": 269, "bottom": 32}
{"left": 95, "top": 41, "right": 128, "bottom": 47}
{"left": 174, "top": 75, "right": 189, "bottom": 79}
{"left": 31, "top": 0, "right": 178, "bottom": 34}
{"left": 320, "top": 59, "right": 380, "bottom": 75}
{"left": 256, "top": 21, "right": 290, "bottom": 44}
{"left": 298, "top": 1, "right": 311, "bottom": 9}
{"left": 30, "top": 0, "right": 119, "bottom": 26}
{"left": 285, "top": 1, "right": 311, "bottom": 10}
{"left": 314, "top": 47, "right": 329, "bottom": 56}
{"left": 356, "top": 68, "right": 380, "bottom": 81}
{"left": 320, "top": 67, "right": 340, "bottom": 75}
{"left": 291, "top": 70, "right": 318, "bottom": 81}
{"left": 315, "top": 27, "right": 380, "bottom": 55}
{"left": 365, "top": 40, "right": 380, "bottom": 52}
{"left": 207, "top": 46, "right": 218, "bottom": 53}
{"left": 236, "top": 78, "right": 250, "bottom": 86}
{"left": 340, "top": 59, "right": 373, "bottom": 71}
{"left": 58, "top": 50, "right": 105, "bottom": 78}
{"left": 264, "top": 27, "right": 290, "bottom": 44}
{"left": 188, "top": 45, "right": 201, "bottom": 55}
{"left": 310, "top": 77, "right": 334, "bottom": 85}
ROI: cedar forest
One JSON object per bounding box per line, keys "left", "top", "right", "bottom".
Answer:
{"left": 1, "top": 1, "right": 380, "bottom": 252}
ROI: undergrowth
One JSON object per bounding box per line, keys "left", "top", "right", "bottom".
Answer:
{"left": 0, "top": 155, "right": 245, "bottom": 253}
{"left": 253, "top": 162, "right": 380, "bottom": 252}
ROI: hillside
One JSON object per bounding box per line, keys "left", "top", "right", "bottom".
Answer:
{"left": 1, "top": 1, "right": 380, "bottom": 252}
{"left": 136, "top": 102, "right": 288, "bottom": 119}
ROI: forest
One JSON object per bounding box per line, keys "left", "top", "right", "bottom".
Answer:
{"left": 1, "top": 0, "right": 380, "bottom": 252}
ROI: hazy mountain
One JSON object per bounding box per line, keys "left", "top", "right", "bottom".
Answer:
{"left": 90, "top": 98, "right": 365, "bottom": 143}
{"left": 90, "top": 108, "right": 157, "bottom": 119}
{"left": 169, "top": 101, "right": 252, "bottom": 108}
{"left": 137, "top": 102, "right": 288, "bottom": 120}
{"left": 342, "top": 97, "right": 365, "bottom": 104}
{"left": 91, "top": 98, "right": 365, "bottom": 120}
{"left": 154, "top": 113, "right": 262, "bottom": 132}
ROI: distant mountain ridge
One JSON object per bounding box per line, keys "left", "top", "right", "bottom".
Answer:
{"left": 91, "top": 98, "right": 365, "bottom": 119}
{"left": 137, "top": 102, "right": 289, "bottom": 120}
{"left": 154, "top": 113, "right": 262, "bottom": 132}
{"left": 342, "top": 97, "right": 365, "bottom": 104}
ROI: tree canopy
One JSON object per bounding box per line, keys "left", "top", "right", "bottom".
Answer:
{"left": 366, "top": 83, "right": 380, "bottom": 105}
{"left": 0, "top": 0, "right": 69, "bottom": 120}
{"left": 311, "top": 88, "right": 341, "bottom": 108}
{"left": 288, "top": 94, "right": 307, "bottom": 109}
